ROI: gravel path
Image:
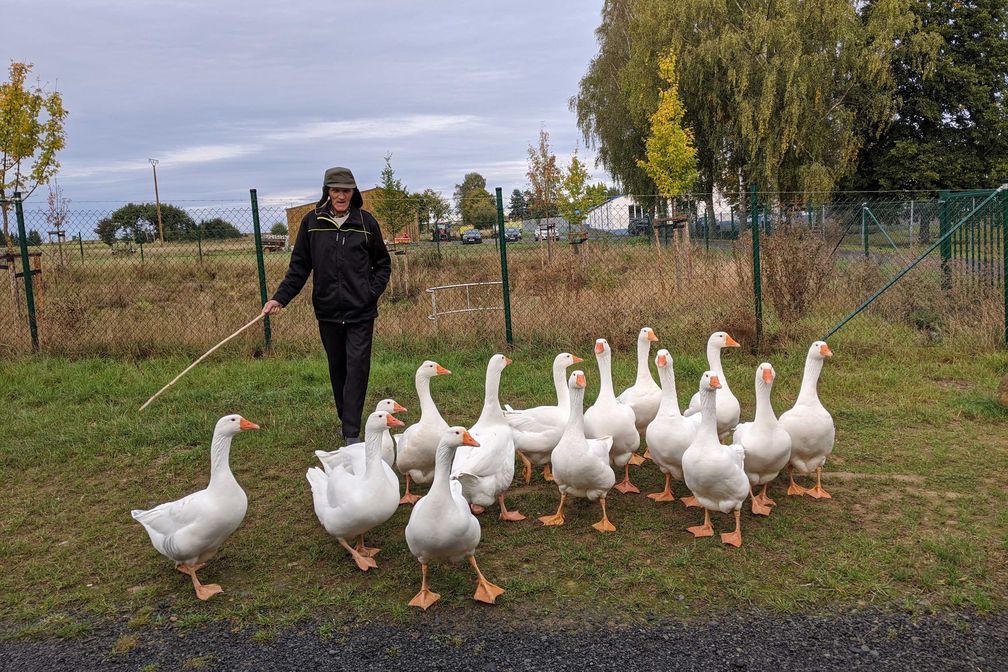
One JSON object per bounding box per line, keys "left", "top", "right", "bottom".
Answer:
{"left": 2, "top": 609, "right": 1003, "bottom": 671}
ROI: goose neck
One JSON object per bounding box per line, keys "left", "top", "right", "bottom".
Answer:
{"left": 553, "top": 361, "right": 570, "bottom": 408}
{"left": 478, "top": 368, "right": 505, "bottom": 425}
{"left": 697, "top": 387, "right": 720, "bottom": 444}
{"left": 754, "top": 382, "right": 776, "bottom": 425}
{"left": 566, "top": 385, "right": 586, "bottom": 435}
{"left": 657, "top": 366, "right": 682, "bottom": 416}
{"left": 416, "top": 373, "right": 442, "bottom": 421}
{"left": 635, "top": 339, "right": 652, "bottom": 385}
{"left": 797, "top": 355, "right": 824, "bottom": 405}
{"left": 208, "top": 431, "right": 237, "bottom": 489}
{"left": 429, "top": 443, "right": 456, "bottom": 499}
{"left": 596, "top": 354, "right": 616, "bottom": 400}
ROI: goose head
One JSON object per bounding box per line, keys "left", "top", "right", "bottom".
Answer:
{"left": 215, "top": 414, "right": 259, "bottom": 437}
{"left": 439, "top": 425, "right": 480, "bottom": 457}
{"left": 699, "top": 370, "right": 722, "bottom": 393}
{"left": 366, "top": 410, "right": 405, "bottom": 435}
{"left": 568, "top": 370, "right": 587, "bottom": 391}
{"left": 709, "top": 331, "right": 741, "bottom": 350}
{"left": 593, "top": 338, "right": 611, "bottom": 360}
{"left": 809, "top": 340, "right": 833, "bottom": 360}
{"left": 757, "top": 362, "right": 775, "bottom": 387}
{"left": 556, "top": 352, "right": 584, "bottom": 368}
{"left": 639, "top": 327, "right": 659, "bottom": 343}
{"left": 487, "top": 353, "right": 512, "bottom": 376}
{"left": 655, "top": 348, "right": 672, "bottom": 371}
{"left": 419, "top": 360, "right": 451, "bottom": 378}
{"left": 375, "top": 398, "right": 408, "bottom": 414}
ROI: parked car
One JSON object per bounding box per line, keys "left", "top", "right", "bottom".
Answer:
{"left": 461, "top": 229, "right": 483, "bottom": 245}
{"left": 504, "top": 227, "right": 522, "bottom": 242}
{"left": 534, "top": 225, "right": 558, "bottom": 241}
{"left": 628, "top": 215, "right": 652, "bottom": 236}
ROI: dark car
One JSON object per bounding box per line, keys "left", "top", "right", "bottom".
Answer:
{"left": 504, "top": 227, "right": 522, "bottom": 242}
{"left": 461, "top": 228, "right": 483, "bottom": 245}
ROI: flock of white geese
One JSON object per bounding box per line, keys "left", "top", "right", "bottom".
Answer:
{"left": 132, "top": 330, "right": 835, "bottom": 609}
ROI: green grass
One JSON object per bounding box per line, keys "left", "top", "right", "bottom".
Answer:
{"left": 1, "top": 339, "right": 1006, "bottom": 637}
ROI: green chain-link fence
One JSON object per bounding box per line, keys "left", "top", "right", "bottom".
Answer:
{"left": 2, "top": 186, "right": 1004, "bottom": 358}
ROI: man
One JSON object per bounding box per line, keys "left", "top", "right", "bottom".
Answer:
{"left": 262, "top": 167, "right": 392, "bottom": 443}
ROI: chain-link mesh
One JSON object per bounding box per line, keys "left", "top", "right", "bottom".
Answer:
{"left": 2, "top": 188, "right": 1003, "bottom": 357}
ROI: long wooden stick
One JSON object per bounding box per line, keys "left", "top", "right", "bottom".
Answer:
{"left": 139, "top": 313, "right": 265, "bottom": 412}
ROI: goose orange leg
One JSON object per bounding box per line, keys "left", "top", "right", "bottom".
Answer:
{"left": 518, "top": 452, "right": 533, "bottom": 484}
{"left": 687, "top": 508, "right": 714, "bottom": 538}
{"left": 750, "top": 485, "right": 772, "bottom": 517}
{"left": 628, "top": 451, "right": 646, "bottom": 466}
{"left": 613, "top": 463, "right": 641, "bottom": 494}
{"left": 408, "top": 563, "right": 440, "bottom": 610}
{"left": 786, "top": 465, "right": 808, "bottom": 496}
{"left": 647, "top": 474, "right": 676, "bottom": 502}
{"left": 469, "top": 555, "right": 505, "bottom": 604}
{"left": 498, "top": 494, "right": 526, "bottom": 522}
{"left": 591, "top": 497, "right": 616, "bottom": 532}
{"left": 757, "top": 483, "right": 776, "bottom": 507}
{"left": 805, "top": 467, "right": 832, "bottom": 499}
{"left": 399, "top": 474, "right": 421, "bottom": 505}
{"left": 338, "top": 537, "right": 377, "bottom": 571}
{"left": 538, "top": 492, "right": 566, "bottom": 526}
{"left": 721, "top": 509, "right": 743, "bottom": 548}
{"left": 176, "top": 563, "right": 222, "bottom": 601}
{"left": 543, "top": 464, "right": 555, "bottom": 482}
{"left": 355, "top": 534, "right": 380, "bottom": 558}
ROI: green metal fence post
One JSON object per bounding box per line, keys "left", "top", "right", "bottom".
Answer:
{"left": 495, "top": 187, "right": 513, "bottom": 346}
{"left": 704, "top": 211, "right": 710, "bottom": 251}
{"left": 750, "top": 184, "right": 762, "bottom": 351}
{"left": 14, "top": 193, "right": 39, "bottom": 352}
{"left": 861, "top": 202, "right": 869, "bottom": 258}
{"left": 78, "top": 233, "right": 84, "bottom": 262}
{"left": 806, "top": 201, "right": 812, "bottom": 230}
{"left": 196, "top": 222, "right": 203, "bottom": 264}
{"left": 939, "top": 190, "right": 951, "bottom": 290}
{"left": 1002, "top": 190, "right": 1007, "bottom": 347}
{"left": 250, "top": 188, "right": 272, "bottom": 351}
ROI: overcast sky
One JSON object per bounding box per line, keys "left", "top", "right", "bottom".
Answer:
{"left": 6, "top": 0, "right": 607, "bottom": 210}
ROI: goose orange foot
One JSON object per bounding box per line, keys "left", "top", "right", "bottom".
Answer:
{"left": 355, "top": 536, "right": 381, "bottom": 558}
{"left": 176, "top": 563, "right": 222, "bottom": 601}
{"left": 805, "top": 467, "right": 832, "bottom": 499}
{"left": 721, "top": 510, "right": 743, "bottom": 547}
{"left": 498, "top": 495, "right": 526, "bottom": 522}
{"left": 539, "top": 493, "right": 566, "bottom": 526}
{"left": 688, "top": 509, "right": 714, "bottom": 538}
{"left": 647, "top": 475, "right": 675, "bottom": 502}
{"left": 543, "top": 464, "right": 555, "bottom": 482}
{"left": 591, "top": 498, "right": 616, "bottom": 532}
{"left": 613, "top": 464, "right": 640, "bottom": 494}
{"left": 680, "top": 495, "right": 701, "bottom": 508}
{"left": 409, "top": 564, "right": 440, "bottom": 610}
{"left": 339, "top": 538, "right": 378, "bottom": 571}
{"left": 399, "top": 476, "right": 421, "bottom": 505}
{"left": 469, "top": 556, "right": 505, "bottom": 604}
{"left": 786, "top": 466, "right": 807, "bottom": 496}
{"left": 628, "top": 452, "right": 646, "bottom": 466}
{"left": 470, "top": 504, "right": 485, "bottom": 515}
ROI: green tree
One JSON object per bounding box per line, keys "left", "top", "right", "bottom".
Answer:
{"left": 415, "top": 188, "right": 450, "bottom": 232}
{"left": 270, "top": 222, "right": 288, "bottom": 236}
{"left": 26, "top": 229, "right": 42, "bottom": 245}
{"left": 453, "top": 172, "right": 496, "bottom": 229}
{"left": 508, "top": 188, "right": 530, "bottom": 221}
{"left": 103, "top": 203, "right": 197, "bottom": 243}
{"left": 845, "top": 0, "right": 1004, "bottom": 191}
{"left": 200, "top": 217, "right": 242, "bottom": 239}
{"left": 636, "top": 51, "right": 698, "bottom": 198}
{"left": 0, "top": 62, "right": 68, "bottom": 241}
{"left": 557, "top": 151, "right": 608, "bottom": 227}
{"left": 95, "top": 217, "right": 117, "bottom": 247}
{"left": 526, "top": 128, "right": 561, "bottom": 220}
{"left": 372, "top": 153, "right": 415, "bottom": 242}
{"left": 573, "top": 0, "right": 918, "bottom": 214}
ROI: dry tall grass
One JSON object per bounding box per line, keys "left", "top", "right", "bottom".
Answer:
{"left": 1, "top": 231, "right": 1002, "bottom": 358}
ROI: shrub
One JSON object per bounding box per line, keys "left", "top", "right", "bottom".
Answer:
{"left": 199, "top": 218, "right": 242, "bottom": 239}
{"left": 270, "top": 222, "right": 288, "bottom": 236}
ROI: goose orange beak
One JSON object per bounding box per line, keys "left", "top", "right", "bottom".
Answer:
{"left": 462, "top": 430, "right": 480, "bottom": 447}
{"left": 657, "top": 354, "right": 668, "bottom": 367}
{"left": 762, "top": 367, "right": 774, "bottom": 384}
{"left": 239, "top": 418, "right": 259, "bottom": 431}
{"left": 647, "top": 330, "right": 659, "bottom": 342}
{"left": 435, "top": 364, "right": 451, "bottom": 375}
{"left": 820, "top": 343, "right": 833, "bottom": 357}
{"left": 725, "top": 335, "right": 741, "bottom": 347}
{"left": 386, "top": 414, "right": 405, "bottom": 428}
{"left": 572, "top": 355, "right": 584, "bottom": 364}
{"left": 595, "top": 341, "right": 605, "bottom": 354}
{"left": 393, "top": 401, "right": 408, "bottom": 413}
{"left": 710, "top": 375, "right": 722, "bottom": 389}
{"left": 575, "top": 372, "right": 586, "bottom": 387}
{"left": 504, "top": 357, "right": 512, "bottom": 366}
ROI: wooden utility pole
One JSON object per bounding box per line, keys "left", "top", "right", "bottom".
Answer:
{"left": 149, "top": 158, "right": 164, "bottom": 243}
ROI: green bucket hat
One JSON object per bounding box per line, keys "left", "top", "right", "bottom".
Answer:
{"left": 318, "top": 166, "right": 363, "bottom": 208}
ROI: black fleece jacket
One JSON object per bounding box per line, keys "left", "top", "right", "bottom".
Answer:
{"left": 271, "top": 205, "right": 392, "bottom": 323}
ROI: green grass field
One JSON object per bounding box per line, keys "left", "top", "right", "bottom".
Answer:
{"left": 2, "top": 337, "right": 1006, "bottom": 639}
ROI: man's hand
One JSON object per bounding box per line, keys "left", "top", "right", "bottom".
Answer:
{"left": 262, "top": 299, "right": 284, "bottom": 316}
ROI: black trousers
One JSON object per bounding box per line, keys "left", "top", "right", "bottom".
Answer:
{"left": 318, "top": 319, "right": 375, "bottom": 441}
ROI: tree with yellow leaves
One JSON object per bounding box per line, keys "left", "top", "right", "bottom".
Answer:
{"left": 637, "top": 52, "right": 697, "bottom": 199}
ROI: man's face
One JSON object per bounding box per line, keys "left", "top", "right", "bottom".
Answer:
{"left": 328, "top": 187, "right": 353, "bottom": 212}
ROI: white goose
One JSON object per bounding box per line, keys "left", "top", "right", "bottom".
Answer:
{"left": 617, "top": 327, "right": 661, "bottom": 462}
{"left": 306, "top": 411, "right": 404, "bottom": 571}
{"left": 504, "top": 352, "right": 583, "bottom": 483}
{"left": 405, "top": 426, "right": 505, "bottom": 610}
{"left": 644, "top": 349, "right": 701, "bottom": 503}
{"left": 684, "top": 331, "right": 742, "bottom": 439}
{"left": 681, "top": 372, "right": 750, "bottom": 547}
{"left": 584, "top": 339, "right": 641, "bottom": 494}
{"left": 132, "top": 414, "right": 259, "bottom": 600}
{"left": 779, "top": 341, "right": 835, "bottom": 499}
{"left": 539, "top": 370, "right": 617, "bottom": 532}
{"left": 395, "top": 360, "right": 451, "bottom": 505}
{"left": 314, "top": 399, "right": 407, "bottom": 474}
{"left": 733, "top": 363, "right": 791, "bottom": 516}
{"left": 451, "top": 354, "right": 525, "bottom": 521}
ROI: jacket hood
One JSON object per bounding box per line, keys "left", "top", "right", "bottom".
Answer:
{"left": 316, "top": 186, "right": 364, "bottom": 210}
